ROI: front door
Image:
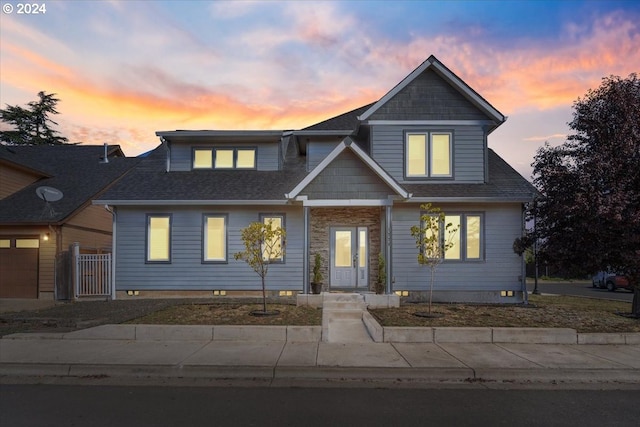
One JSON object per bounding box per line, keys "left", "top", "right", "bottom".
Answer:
{"left": 330, "top": 227, "right": 368, "bottom": 289}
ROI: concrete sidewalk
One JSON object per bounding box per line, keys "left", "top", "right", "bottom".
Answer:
{"left": 2, "top": 324, "right": 639, "bottom": 388}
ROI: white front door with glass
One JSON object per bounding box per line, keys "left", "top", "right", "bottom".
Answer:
{"left": 330, "top": 227, "right": 368, "bottom": 289}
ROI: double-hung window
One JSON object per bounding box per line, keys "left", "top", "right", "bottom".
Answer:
{"left": 203, "top": 214, "right": 227, "bottom": 262}
{"left": 147, "top": 215, "right": 171, "bottom": 263}
{"left": 422, "top": 213, "right": 483, "bottom": 261}
{"left": 406, "top": 132, "right": 452, "bottom": 178}
{"left": 260, "top": 214, "right": 285, "bottom": 262}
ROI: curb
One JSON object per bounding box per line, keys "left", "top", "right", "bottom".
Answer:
{"left": 3, "top": 363, "right": 640, "bottom": 387}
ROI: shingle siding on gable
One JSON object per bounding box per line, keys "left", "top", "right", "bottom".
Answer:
{"left": 371, "top": 124, "right": 485, "bottom": 183}
{"left": 300, "top": 150, "right": 395, "bottom": 200}
{"left": 170, "top": 142, "right": 280, "bottom": 171}
{"left": 369, "top": 69, "right": 490, "bottom": 121}
{"left": 307, "top": 140, "right": 341, "bottom": 171}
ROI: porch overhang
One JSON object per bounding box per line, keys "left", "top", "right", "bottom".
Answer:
{"left": 285, "top": 137, "right": 411, "bottom": 200}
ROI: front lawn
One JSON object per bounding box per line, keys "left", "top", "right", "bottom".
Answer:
{"left": 368, "top": 294, "right": 640, "bottom": 333}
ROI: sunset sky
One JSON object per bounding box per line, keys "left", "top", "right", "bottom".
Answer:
{"left": 1, "top": 0, "right": 639, "bottom": 179}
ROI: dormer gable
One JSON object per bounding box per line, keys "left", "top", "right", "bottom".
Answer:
{"left": 359, "top": 55, "right": 505, "bottom": 129}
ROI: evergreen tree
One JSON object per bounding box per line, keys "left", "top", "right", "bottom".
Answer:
{"left": 0, "top": 91, "right": 69, "bottom": 145}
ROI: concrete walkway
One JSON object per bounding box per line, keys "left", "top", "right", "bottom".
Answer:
{"left": 2, "top": 323, "right": 639, "bottom": 387}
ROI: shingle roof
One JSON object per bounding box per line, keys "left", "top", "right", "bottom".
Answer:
{"left": 0, "top": 145, "right": 139, "bottom": 224}
{"left": 301, "top": 103, "right": 374, "bottom": 131}
{"left": 404, "top": 149, "right": 537, "bottom": 201}
{"left": 96, "top": 143, "right": 308, "bottom": 202}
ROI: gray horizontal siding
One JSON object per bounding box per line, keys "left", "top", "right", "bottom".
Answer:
{"left": 371, "top": 125, "right": 485, "bottom": 183}
{"left": 170, "top": 142, "right": 279, "bottom": 171}
{"left": 115, "top": 206, "right": 303, "bottom": 291}
{"left": 390, "top": 203, "right": 523, "bottom": 292}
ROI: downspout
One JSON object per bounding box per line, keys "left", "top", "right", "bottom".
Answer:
{"left": 521, "top": 203, "right": 529, "bottom": 305}
{"left": 385, "top": 205, "right": 393, "bottom": 294}
{"left": 303, "top": 206, "right": 310, "bottom": 294}
{"left": 105, "top": 204, "right": 117, "bottom": 300}
{"left": 49, "top": 224, "right": 62, "bottom": 300}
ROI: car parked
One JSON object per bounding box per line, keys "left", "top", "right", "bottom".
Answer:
{"left": 591, "top": 272, "right": 632, "bottom": 292}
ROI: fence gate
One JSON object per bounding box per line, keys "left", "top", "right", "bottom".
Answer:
{"left": 72, "top": 243, "right": 112, "bottom": 299}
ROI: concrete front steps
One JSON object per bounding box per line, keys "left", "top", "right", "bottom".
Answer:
{"left": 321, "top": 293, "right": 373, "bottom": 343}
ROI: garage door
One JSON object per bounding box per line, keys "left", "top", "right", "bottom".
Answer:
{"left": 0, "top": 238, "right": 39, "bottom": 298}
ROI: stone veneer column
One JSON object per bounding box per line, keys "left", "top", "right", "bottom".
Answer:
{"left": 309, "top": 207, "right": 382, "bottom": 292}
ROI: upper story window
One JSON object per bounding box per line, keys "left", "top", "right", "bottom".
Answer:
{"left": 406, "top": 132, "right": 452, "bottom": 178}
{"left": 193, "top": 147, "right": 256, "bottom": 170}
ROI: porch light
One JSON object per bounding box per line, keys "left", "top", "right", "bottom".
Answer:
{"left": 43, "top": 233, "right": 50, "bottom": 241}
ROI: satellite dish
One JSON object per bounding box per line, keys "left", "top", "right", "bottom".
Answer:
{"left": 36, "top": 186, "right": 64, "bottom": 202}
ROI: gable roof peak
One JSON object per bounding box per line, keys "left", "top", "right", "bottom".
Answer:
{"left": 358, "top": 54, "right": 505, "bottom": 124}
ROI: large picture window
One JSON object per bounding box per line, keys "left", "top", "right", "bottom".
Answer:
{"left": 260, "top": 214, "right": 285, "bottom": 262}
{"left": 406, "top": 132, "right": 452, "bottom": 178}
{"left": 147, "top": 215, "right": 171, "bottom": 262}
{"left": 422, "top": 212, "right": 483, "bottom": 261}
{"left": 203, "top": 215, "right": 227, "bottom": 262}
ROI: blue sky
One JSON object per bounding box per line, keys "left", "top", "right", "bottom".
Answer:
{"left": 1, "top": 0, "right": 639, "bottom": 178}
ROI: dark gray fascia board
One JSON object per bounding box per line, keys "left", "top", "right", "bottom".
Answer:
{"left": 93, "top": 199, "right": 290, "bottom": 206}
{"left": 291, "top": 130, "right": 355, "bottom": 136}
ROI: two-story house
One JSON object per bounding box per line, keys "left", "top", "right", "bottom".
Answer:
{"left": 95, "top": 55, "right": 536, "bottom": 303}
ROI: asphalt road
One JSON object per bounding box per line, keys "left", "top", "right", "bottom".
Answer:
{"left": 527, "top": 280, "right": 634, "bottom": 302}
{"left": 1, "top": 385, "right": 639, "bottom": 427}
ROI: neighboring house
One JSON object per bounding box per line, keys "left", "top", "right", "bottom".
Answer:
{"left": 96, "top": 55, "right": 537, "bottom": 303}
{"left": 0, "top": 144, "right": 139, "bottom": 299}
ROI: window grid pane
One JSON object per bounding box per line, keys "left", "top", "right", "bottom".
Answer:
{"left": 431, "top": 134, "right": 451, "bottom": 176}
{"left": 148, "top": 217, "right": 170, "bottom": 261}
{"left": 466, "top": 215, "right": 481, "bottom": 259}
{"left": 193, "top": 149, "right": 212, "bottom": 169}
{"left": 16, "top": 239, "right": 39, "bottom": 249}
{"left": 0, "top": 239, "right": 11, "bottom": 248}
{"left": 444, "top": 215, "right": 461, "bottom": 260}
{"left": 205, "top": 217, "right": 226, "bottom": 261}
{"left": 262, "top": 217, "right": 283, "bottom": 261}
{"left": 236, "top": 149, "right": 256, "bottom": 169}
{"left": 215, "top": 150, "right": 234, "bottom": 168}
{"left": 407, "top": 134, "right": 426, "bottom": 176}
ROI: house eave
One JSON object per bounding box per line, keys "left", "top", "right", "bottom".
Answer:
{"left": 291, "top": 130, "right": 355, "bottom": 136}
{"left": 92, "top": 199, "right": 289, "bottom": 206}
{"left": 405, "top": 196, "right": 535, "bottom": 204}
